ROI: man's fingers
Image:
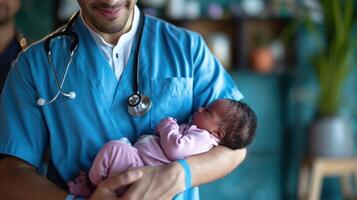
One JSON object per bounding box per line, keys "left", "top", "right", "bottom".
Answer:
{"left": 102, "top": 169, "right": 143, "bottom": 191}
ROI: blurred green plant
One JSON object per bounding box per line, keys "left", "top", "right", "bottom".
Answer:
{"left": 312, "top": 0, "right": 356, "bottom": 117}
{"left": 283, "top": 0, "right": 357, "bottom": 117}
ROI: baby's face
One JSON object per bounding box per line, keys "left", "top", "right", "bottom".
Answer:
{"left": 191, "top": 99, "right": 230, "bottom": 137}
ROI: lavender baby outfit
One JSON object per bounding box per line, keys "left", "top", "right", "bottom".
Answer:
{"left": 89, "top": 118, "right": 219, "bottom": 186}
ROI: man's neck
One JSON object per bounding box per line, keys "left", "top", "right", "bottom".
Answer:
{"left": 0, "top": 22, "right": 16, "bottom": 54}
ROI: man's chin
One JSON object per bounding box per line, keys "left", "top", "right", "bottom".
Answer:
{"left": 94, "top": 23, "right": 126, "bottom": 34}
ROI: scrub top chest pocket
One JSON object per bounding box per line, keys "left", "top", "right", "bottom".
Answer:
{"left": 150, "top": 77, "right": 193, "bottom": 130}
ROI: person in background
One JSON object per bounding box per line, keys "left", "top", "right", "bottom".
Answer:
{"left": 68, "top": 99, "right": 257, "bottom": 198}
{"left": 0, "top": 0, "right": 27, "bottom": 92}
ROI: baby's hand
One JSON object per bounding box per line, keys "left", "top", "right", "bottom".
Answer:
{"left": 160, "top": 117, "right": 177, "bottom": 125}
{"left": 156, "top": 117, "right": 177, "bottom": 133}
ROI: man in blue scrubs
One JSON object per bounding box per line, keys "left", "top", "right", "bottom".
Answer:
{"left": 0, "top": 0, "right": 27, "bottom": 92}
{"left": 0, "top": 0, "right": 247, "bottom": 199}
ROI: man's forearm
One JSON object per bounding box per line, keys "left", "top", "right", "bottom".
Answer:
{"left": 186, "top": 146, "right": 246, "bottom": 187}
{"left": 0, "top": 157, "right": 68, "bottom": 200}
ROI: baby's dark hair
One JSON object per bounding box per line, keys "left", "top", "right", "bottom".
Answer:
{"left": 219, "top": 100, "right": 257, "bottom": 150}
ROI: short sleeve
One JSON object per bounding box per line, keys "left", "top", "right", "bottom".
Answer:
{"left": 0, "top": 53, "right": 48, "bottom": 168}
{"left": 191, "top": 34, "right": 243, "bottom": 110}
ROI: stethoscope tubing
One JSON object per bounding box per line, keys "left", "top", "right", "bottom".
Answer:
{"left": 38, "top": 49, "right": 76, "bottom": 106}
{"left": 39, "top": 10, "right": 151, "bottom": 116}
{"left": 47, "top": 48, "right": 76, "bottom": 97}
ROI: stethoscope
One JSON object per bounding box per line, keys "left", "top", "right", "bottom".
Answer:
{"left": 38, "top": 11, "right": 152, "bottom": 117}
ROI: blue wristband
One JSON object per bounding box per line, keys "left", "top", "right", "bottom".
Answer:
{"left": 177, "top": 159, "right": 192, "bottom": 190}
{"left": 65, "top": 194, "right": 75, "bottom": 200}
{"left": 65, "top": 194, "right": 85, "bottom": 200}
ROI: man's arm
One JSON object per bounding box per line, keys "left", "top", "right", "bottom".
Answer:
{"left": 188, "top": 146, "right": 246, "bottom": 187}
{"left": 0, "top": 156, "right": 144, "bottom": 200}
{"left": 121, "top": 146, "right": 246, "bottom": 200}
{"left": 0, "top": 156, "right": 68, "bottom": 200}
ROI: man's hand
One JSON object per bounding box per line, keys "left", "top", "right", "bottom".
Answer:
{"left": 89, "top": 169, "right": 143, "bottom": 200}
{"left": 121, "top": 162, "right": 185, "bottom": 200}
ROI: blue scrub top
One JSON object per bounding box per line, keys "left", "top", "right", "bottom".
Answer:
{"left": 0, "top": 15, "right": 243, "bottom": 199}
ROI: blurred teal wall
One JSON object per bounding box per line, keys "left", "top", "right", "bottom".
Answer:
{"left": 200, "top": 71, "right": 285, "bottom": 200}
{"left": 16, "top": 0, "right": 54, "bottom": 41}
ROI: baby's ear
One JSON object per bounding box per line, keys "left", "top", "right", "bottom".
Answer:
{"left": 215, "top": 128, "right": 226, "bottom": 139}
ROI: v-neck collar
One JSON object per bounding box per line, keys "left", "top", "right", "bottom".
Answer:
{"left": 72, "top": 14, "right": 143, "bottom": 107}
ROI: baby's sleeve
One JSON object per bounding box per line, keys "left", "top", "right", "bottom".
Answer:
{"left": 158, "top": 124, "right": 219, "bottom": 161}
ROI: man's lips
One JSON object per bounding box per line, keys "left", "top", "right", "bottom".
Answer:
{"left": 96, "top": 7, "right": 122, "bottom": 19}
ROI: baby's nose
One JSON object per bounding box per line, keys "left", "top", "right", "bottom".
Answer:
{"left": 197, "top": 107, "right": 204, "bottom": 112}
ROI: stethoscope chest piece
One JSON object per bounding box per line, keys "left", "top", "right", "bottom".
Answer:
{"left": 128, "top": 93, "right": 152, "bottom": 116}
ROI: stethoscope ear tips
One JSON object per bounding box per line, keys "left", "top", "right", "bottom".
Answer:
{"left": 37, "top": 91, "right": 76, "bottom": 106}
{"left": 37, "top": 98, "right": 46, "bottom": 106}
{"left": 68, "top": 91, "right": 76, "bottom": 99}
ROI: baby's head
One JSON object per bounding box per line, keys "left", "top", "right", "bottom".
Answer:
{"left": 191, "top": 99, "right": 257, "bottom": 150}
